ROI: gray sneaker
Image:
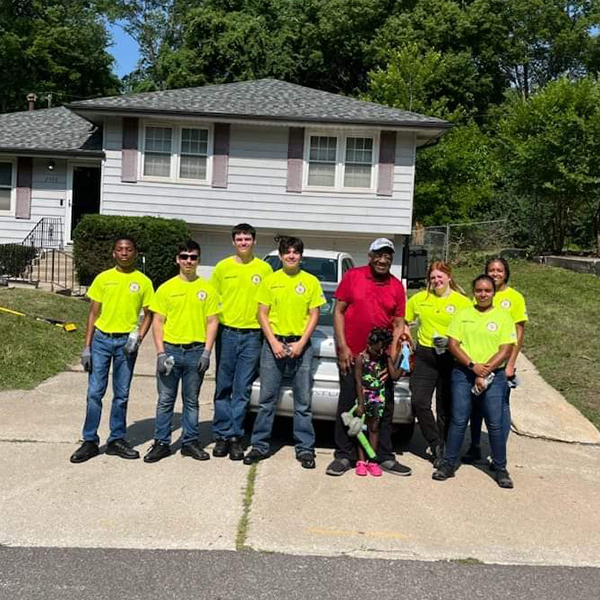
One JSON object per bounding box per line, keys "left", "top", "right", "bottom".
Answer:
{"left": 380, "top": 459, "right": 412, "bottom": 476}
{"left": 325, "top": 458, "right": 352, "bottom": 476}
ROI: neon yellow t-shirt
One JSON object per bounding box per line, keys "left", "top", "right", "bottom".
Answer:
{"left": 493, "top": 286, "right": 528, "bottom": 324}
{"left": 406, "top": 289, "right": 472, "bottom": 348}
{"left": 446, "top": 305, "right": 517, "bottom": 364}
{"left": 87, "top": 268, "right": 153, "bottom": 333}
{"left": 256, "top": 269, "right": 325, "bottom": 336}
{"left": 150, "top": 276, "right": 221, "bottom": 344}
{"left": 210, "top": 256, "right": 273, "bottom": 328}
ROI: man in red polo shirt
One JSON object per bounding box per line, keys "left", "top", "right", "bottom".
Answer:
{"left": 326, "top": 238, "right": 412, "bottom": 477}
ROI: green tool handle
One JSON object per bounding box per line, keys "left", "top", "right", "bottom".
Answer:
{"left": 356, "top": 431, "right": 376, "bottom": 460}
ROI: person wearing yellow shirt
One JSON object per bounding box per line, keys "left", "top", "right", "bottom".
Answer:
{"left": 243, "top": 236, "right": 325, "bottom": 469}
{"left": 432, "top": 274, "right": 517, "bottom": 489}
{"left": 404, "top": 261, "right": 471, "bottom": 467}
{"left": 463, "top": 257, "right": 529, "bottom": 464}
{"left": 70, "top": 237, "right": 153, "bottom": 464}
{"left": 210, "top": 223, "right": 273, "bottom": 461}
{"left": 144, "top": 240, "right": 221, "bottom": 464}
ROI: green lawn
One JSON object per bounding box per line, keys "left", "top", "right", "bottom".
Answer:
{"left": 0, "top": 287, "right": 89, "bottom": 391}
{"left": 448, "top": 262, "right": 600, "bottom": 430}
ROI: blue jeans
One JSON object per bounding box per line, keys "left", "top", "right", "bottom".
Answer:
{"left": 154, "top": 343, "right": 206, "bottom": 446}
{"left": 213, "top": 327, "right": 262, "bottom": 439}
{"left": 445, "top": 367, "right": 508, "bottom": 469}
{"left": 82, "top": 329, "right": 137, "bottom": 444}
{"left": 250, "top": 340, "right": 315, "bottom": 457}
{"left": 469, "top": 386, "right": 512, "bottom": 447}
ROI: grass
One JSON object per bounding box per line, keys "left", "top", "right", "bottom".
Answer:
{"left": 236, "top": 463, "right": 258, "bottom": 551}
{"left": 447, "top": 261, "right": 600, "bottom": 430}
{"left": 0, "top": 287, "right": 89, "bottom": 391}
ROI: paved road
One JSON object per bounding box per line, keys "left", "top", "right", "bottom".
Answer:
{"left": 1, "top": 547, "right": 599, "bottom": 600}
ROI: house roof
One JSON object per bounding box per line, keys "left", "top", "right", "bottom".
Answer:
{"left": 0, "top": 106, "right": 103, "bottom": 157}
{"left": 68, "top": 79, "right": 449, "bottom": 130}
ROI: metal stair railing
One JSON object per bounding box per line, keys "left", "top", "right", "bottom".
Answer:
{"left": 22, "top": 217, "right": 64, "bottom": 250}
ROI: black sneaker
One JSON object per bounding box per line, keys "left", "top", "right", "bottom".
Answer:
{"left": 495, "top": 468, "right": 514, "bottom": 489}
{"left": 380, "top": 459, "right": 412, "bottom": 476}
{"left": 213, "top": 439, "right": 229, "bottom": 458}
{"left": 325, "top": 458, "right": 352, "bottom": 476}
{"left": 106, "top": 439, "right": 140, "bottom": 460}
{"left": 70, "top": 441, "right": 99, "bottom": 464}
{"left": 432, "top": 461, "right": 456, "bottom": 481}
{"left": 181, "top": 442, "right": 210, "bottom": 461}
{"left": 143, "top": 442, "right": 171, "bottom": 463}
{"left": 229, "top": 437, "right": 244, "bottom": 461}
{"left": 243, "top": 448, "right": 267, "bottom": 465}
{"left": 298, "top": 454, "right": 316, "bottom": 469}
{"left": 462, "top": 445, "right": 481, "bottom": 464}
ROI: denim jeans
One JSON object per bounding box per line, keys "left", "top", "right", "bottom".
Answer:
{"left": 213, "top": 327, "right": 262, "bottom": 440}
{"left": 445, "top": 367, "right": 508, "bottom": 469}
{"left": 469, "top": 386, "right": 512, "bottom": 447}
{"left": 82, "top": 329, "right": 137, "bottom": 444}
{"left": 250, "top": 340, "right": 315, "bottom": 457}
{"left": 154, "top": 343, "right": 206, "bottom": 446}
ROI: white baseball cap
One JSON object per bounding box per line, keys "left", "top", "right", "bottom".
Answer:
{"left": 369, "top": 238, "right": 395, "bottom": 253}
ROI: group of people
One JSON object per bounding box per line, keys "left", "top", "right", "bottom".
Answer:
{"left": 69, "top": 222, "right": 527, "bottom": 489}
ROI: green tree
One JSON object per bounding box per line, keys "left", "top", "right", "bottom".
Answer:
{"left": 0, "top": 0, "right": 120, "bottom": 112}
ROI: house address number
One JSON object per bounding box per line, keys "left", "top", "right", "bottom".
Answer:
{"left": 45, "top": 176, "right": 58, "bottom": 183}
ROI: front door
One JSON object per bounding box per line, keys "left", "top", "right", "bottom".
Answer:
{"left": 67, "top": 165, "right": 101, "bottom": 242}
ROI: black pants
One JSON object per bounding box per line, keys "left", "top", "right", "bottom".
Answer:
{"left": 409, "top": 344, "right": 455, "bottom": 448}
{"left": 333, "top": 367, "right": 395, "bottom": 463}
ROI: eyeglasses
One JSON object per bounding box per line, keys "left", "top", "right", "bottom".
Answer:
{"left": 178, "top": 253, "right": 199, "bottom": 261}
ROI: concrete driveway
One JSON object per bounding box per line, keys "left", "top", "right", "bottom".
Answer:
{"left": 1, "top": 339, "right": 599, "bottom": 567}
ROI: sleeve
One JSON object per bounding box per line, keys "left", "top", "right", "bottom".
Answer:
{"left": 394, "top": 280, "right": 406, "bottom": 318}
{"left": 511, "top": 291, "right": 528, "bottom": 323}
{"left": 405, "top": 294, "right": 417, "bottom": 323}
{"left": 446, "top": 311, "right": 463, "bottom": 342}
{"left": 149, "top": 285, "right": 167, "bottom": 316}
{"left": 500, "top": 314, "right": 518, "bottom": 346}
{"left": 334, "top": 270, "right": 353, "bottom": 303}
{"left": 308, "top": 279, "right": 326, "bottom": 309}
{"left": 141, "top": 277, "right": 154, "bottom": 308}
{"left": 86, "top": 273, "right": 103, "bottom": 303}
{"left": 205, "top": 286, "right": 222, "bottom": 317}
{"left": 255, "top": 278, "right": 273, "bottom": 307}
{"left": 209, "top": 263, "right": 222, "bottom": 294}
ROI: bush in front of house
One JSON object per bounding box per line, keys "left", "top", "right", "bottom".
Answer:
{"left": 0, "top": 243, "right": 37, "bottom": 278}
{"left": 72, "top": 215, "right": 191, "bottom": 287}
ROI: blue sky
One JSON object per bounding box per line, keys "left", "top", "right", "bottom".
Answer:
{"left": 107, "top": 22, "right": 140, "bottom": 78}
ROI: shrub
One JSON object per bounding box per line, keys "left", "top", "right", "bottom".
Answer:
{"left": 0, "top": 243, "right": 37, "bottom": 278}
{"left": 72, "top": 215, "right": 190, "bottom": 287}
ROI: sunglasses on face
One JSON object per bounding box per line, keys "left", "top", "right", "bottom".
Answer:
{"left": 178, "top": 253, "right": 199, "bottom": 261}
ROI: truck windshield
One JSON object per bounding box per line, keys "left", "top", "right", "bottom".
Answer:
{"left": 264, "top": 256, "right": 338, "bottom": 282}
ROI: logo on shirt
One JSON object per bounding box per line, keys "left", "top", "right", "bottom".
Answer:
{"left": 251, "top": 274, "right": 262, "bottom": 285}
{"left": 487, "top": 322, "right": 499, "bottom": 332}
{"left": 500, "top": 299, "right": 512, "bottom": 309}
{"left": 445, "top": 304, "right": 456, "bottom": 314}
{"left": 129, "top": 282, "right": 140, "bottom": 293}
{"left": 295, "top": 283, "right": 306, "bottom": 295}
{"left": 197, "top": 290, "right": 207, "bottom": 301}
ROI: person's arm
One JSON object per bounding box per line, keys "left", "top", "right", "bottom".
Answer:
{"left": 391, "top": 316, "right": 405, "bottom": 363}
{"left": 506, "top": 322, "right": 525, "bottom": 378}
{"left": 448, "top": 337, "right": 491, "bottom": 377}
{"left": 84, "top": 301, "right": 101, "bottom": 347}
{"left": 139, "top": 307, "right": 153, "bottom": 341}
{"left": 354, "top": 354, "right": 365, "bottom": 417}
{"left": 484, "top": 344, "right": 513, "bottom": 372}
{"left": 289, "top": 307, "right": 320, "bottom": 358}
{"left": 258, "top": 303, "right": 286, "bottom": 359}
{"left": 204, "top": 314, "right": 219, "bottom": 353}
{"left": 387, "top": 354, "right": 403, "bottom": 381}
{"left": 152, "top": 313, "right": 166, "bottom": 354}
{"left": 333, "top": 299, "right": 353, "bottom": 374}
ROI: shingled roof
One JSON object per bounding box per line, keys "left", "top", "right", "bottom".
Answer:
{"left": 69, "top": 78, "right": 449, "bottom": 129}
{"left": 0, "top": 106, "right": 102, "bottom": 156}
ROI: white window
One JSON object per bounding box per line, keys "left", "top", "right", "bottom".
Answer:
{"left": 0, "top": 161, "right": 13, "bottom": 212}
{"left": 142, "top": 124, "right": 211, "bottom": 182}
{"left": 305, "top": 133, "right": 376, "bottom": 190}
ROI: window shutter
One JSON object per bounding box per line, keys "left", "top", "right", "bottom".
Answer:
{"left": 287, "top": 127, "right": 305, "bottom": 193}
{"left": 377, "top": 131, "right": 396, "bottom": 197}
{"left": 15, "top": 157, "right": 33, "bottom": 219}
{"left": 212, "top": 123, "right": 230, "bottom": 188}
{"left": 122, "top": 117, "right": 139, "bottom": 183}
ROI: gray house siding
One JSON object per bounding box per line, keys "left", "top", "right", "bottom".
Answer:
{"left": 101, "top": 118, "right": 416, "bottom": 235}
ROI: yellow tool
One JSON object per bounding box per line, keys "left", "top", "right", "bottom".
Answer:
{"left": 0, "top": 305, "right": 78, "bottom": 332}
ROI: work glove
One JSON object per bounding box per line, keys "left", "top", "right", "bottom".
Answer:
{"left": 157, "top": 352, "right": 174, "bottom": 376}
{"left": 81, "top": 346, "right": 92, "bottom": 373}
{"left": 197, "top": 349, "right": 211, "bottom": 375}
{"left": 433, "top": 335, "right": 449, "bottom": 349}
{"left": 123, "top": 330, "right": 141, "bottom": 356}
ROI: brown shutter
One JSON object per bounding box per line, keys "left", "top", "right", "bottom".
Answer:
{"left": 212, "top": 123, "right": 230, "bottom": 188}
{"left": 15, "top": 157, "right": 33, "bottom": 219}
{"left": 377, "top": 131, "right": 396, "bottom": 197}
{"left": 121, "top": 117, "right": 139, "bottom": 183}
{"left": 287, "top": 127, "right": 305, "bottom": 193}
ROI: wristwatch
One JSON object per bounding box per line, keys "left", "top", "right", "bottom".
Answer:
{"left": 467, "top": 361, "right": 475, "bottom": 371}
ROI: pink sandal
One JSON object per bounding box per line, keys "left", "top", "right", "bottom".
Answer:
{"left": 355, "top": 460, "right": 368, "bottom": 476}
{"left": 366, "top": 461, "right": 382, "bottom": 477}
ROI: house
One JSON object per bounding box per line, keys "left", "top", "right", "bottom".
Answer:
{"left": 0, "top": 79, "right": 449, "bottom": 276}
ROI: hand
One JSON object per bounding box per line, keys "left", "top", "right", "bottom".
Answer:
{"left": 337, "top": 345, "right": 354, "bottom": 374}
{"left": 271, "top": 339, "right": 287, "bottom": 359}
{"left": 433, "top": 336, "right": 449, "bottom": 349}
{"left": 473, "top": 363, "right": 490, "bottom": 377}
{"left": 379, "top": 367, "right": 389, "bottom": 383}
{"left": 157, "top": 352, "right": 169, "bottom": 375}
{"left": 123, "top": 332, "right": 141, "bottom": 356}
{"left": 81, "top": 346, "right": 92, "bottom": 372}
{"left": 287, "top": 341, "right": 305, "bottom": 358}
{"left": 356, "top": 403, "right": 365, "bottom": 418}
{"left": 506, "top": 364, "right": 516, "bottom": 379}
{"left": 474, "top": 376, "right": 487, "bottom": 391}
{"left": 197, "top": 349, "right": 211, "bottom": 375}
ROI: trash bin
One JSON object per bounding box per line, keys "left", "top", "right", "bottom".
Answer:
{"left": 407, "top": 245, "right": 428, "bottom": 283}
